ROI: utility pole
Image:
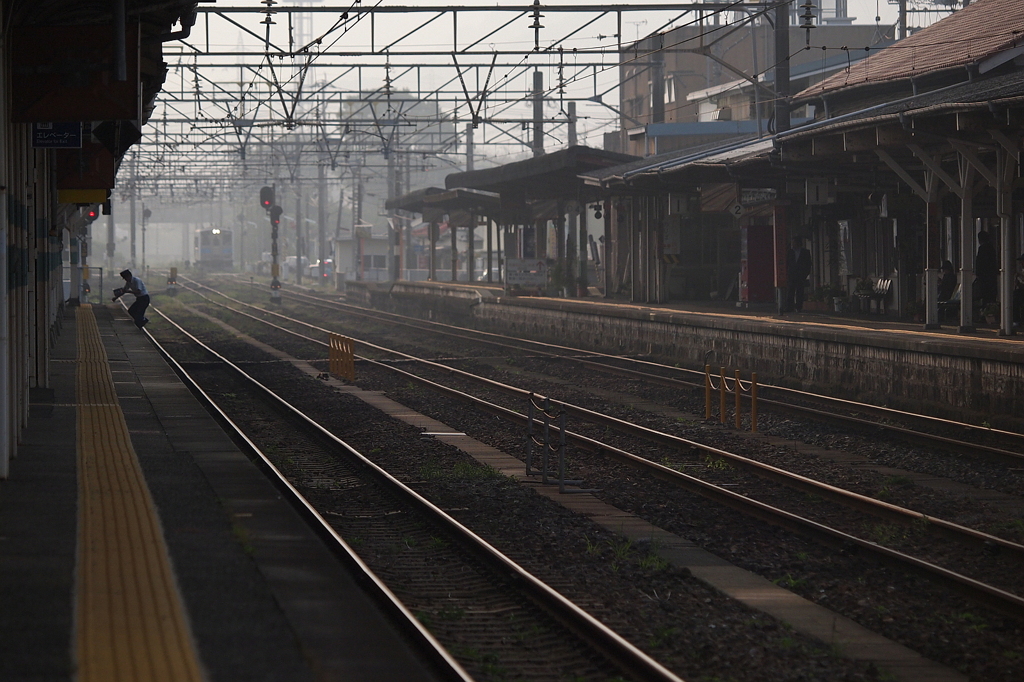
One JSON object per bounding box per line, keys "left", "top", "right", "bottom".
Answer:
{"left": 774, "top": 3, "right": 791, "bottom": 134}
{"left": 354, "top": 166, "right": 364, "bottom": 281}
{"left": 532, "top": 70, "right": 545, "bottom": 157}
{"left": 295, "top": 187, "right": 303, "bottom": 285}
{"left": 403, "top": 149, "right": 412, "bottom": 277}
{"left": 387, "top": 149, "right": 397, "bottom": 281}
{"left": 773, "top": 3, "right": 792, "bottom": 316}
{"left": 651, "top": 34, "right": 665, "bottom": 125}
{"left": 141, "top": 204, "right": 150, "bottom": 272}
{"left": 129, "top": 152, "right": 137, "bottom": 267}
{"left": 237, "top": 209, "right": 245, "bottom": 271}
{"left": 106, "top": 210, "right": 115, "bottom": 271}
{"left": 567, "top": 101, "right": 577, "bottom": 147}
{"left": 318, "top": 161, "right": 326, "bottom": 281}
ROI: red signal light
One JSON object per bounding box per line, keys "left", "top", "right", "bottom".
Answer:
{"left": 260, "top": 186, "right": 274, "bottom": 210}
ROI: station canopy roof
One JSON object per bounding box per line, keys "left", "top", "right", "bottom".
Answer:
{"left": 386, "top": 186, "right": 500, "bottom": 224}
{"left": 444, "top": 145, "right": 638, "bottom": 202}
{"left": 384, "top": 187, "right": 447, "bottom": 213}
{"left": 581, "top": 137, "right": 775, "bottom": 191}
{"left": 422, "top": 187, "right": 501, "bottom": 213}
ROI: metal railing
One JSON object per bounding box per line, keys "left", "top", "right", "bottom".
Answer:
{"left": 705, "top": 365, "right": 758, "bottom": 432}
{"left": 525, "top": 394, "right": 596, "bottom": 494}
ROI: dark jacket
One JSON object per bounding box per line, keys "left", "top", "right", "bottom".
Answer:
{"left": 787, "top": 247, "right": 812, "bottom": 284}
{"left": 976, "top": 241, "right": 998, "bottom": 302}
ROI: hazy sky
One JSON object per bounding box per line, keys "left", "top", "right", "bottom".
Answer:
{"left": 146, "top": 1, "right": 953, "bottom": 168}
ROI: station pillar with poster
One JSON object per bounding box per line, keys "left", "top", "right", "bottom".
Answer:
{"left": 740, "top": 221, "right": 775, "bottom": 304}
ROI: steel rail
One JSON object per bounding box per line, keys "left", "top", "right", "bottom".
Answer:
{"left": 274, "top": 284, "right": 1024, "bottom": 465}
{"left": 133, "top": 311, "right": 474, "bottom": 682}
{"left": 182, "top": 281, "right": 1024, "bottom": 557}
{"left": 161, "top": 288, "right": 1024, "bottom": 618}
{"left": 147, "top": 302, "right": 688, "bottom": 682}
{"left": 174, "top": 281, "right": 1024, "bottom": 619}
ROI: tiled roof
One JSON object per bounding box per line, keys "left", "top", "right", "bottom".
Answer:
{"left": 780, "top": 68, "right": 1024, "bottom": 141}
{"left": 795, "top": 0, "right": 1024, "bottom": 99}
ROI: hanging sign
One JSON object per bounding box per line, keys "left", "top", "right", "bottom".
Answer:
{"left": 32, "top": 122, "right": 82, "bottom": 148}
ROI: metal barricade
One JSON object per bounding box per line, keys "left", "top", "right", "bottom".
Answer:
{"left": 704, "top": 365, "right": 758, "bottom": 432}
{"left": 328, "top": 333, "right": 356, "bottom": 381}
{"left": 525, "top": 393, "right": 595, "bottom": 494}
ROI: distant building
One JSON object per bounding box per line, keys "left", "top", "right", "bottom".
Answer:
{"left": 609, "top": 10, "right": 893, "bottom": 156}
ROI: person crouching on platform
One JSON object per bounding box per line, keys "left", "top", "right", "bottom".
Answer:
{"left": 786, "top": 236, "right": 812, "bottom": 313}
{"left": 112, "top": 269, "right": 150, "bottom": 328}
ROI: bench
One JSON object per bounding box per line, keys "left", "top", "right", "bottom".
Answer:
{"left": 856, "top": 278, "right": 892, "bottom": 314}
{"left": 938, "top": 283, "right": 961, "bottom": 323}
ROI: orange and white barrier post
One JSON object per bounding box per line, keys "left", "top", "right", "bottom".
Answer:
{"left": 329, "top": 333, "right": 356, "bottom": 381}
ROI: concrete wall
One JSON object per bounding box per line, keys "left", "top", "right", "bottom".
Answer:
{"left": 351, "top": 281, "right": 1024, "bottom": 429}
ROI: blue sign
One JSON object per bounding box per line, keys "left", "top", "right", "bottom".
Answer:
{"left": 32, "top": 122, "right": 82, "bottom": 148}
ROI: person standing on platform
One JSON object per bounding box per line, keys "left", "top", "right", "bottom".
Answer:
{"left": 786, "top": 236, "right": 812, "bottom": 313}
{"left": 1013, "top": 253, "right": 1024, "bottom": 328}
{"left": 112, "top": 269, "right": 150, "bottom": 328}
{"left": 975, "top": 231, "right": 999, "bottom": 311}
{"left": 938, "top": 260, "right": 957, "bottom": 302}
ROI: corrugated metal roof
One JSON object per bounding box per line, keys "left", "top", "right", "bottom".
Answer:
{"left": 795, "top": 0, "right": 1024, "bottom": 99}
{"left": 623, "top": 137, "right": 775, "bottom": 181}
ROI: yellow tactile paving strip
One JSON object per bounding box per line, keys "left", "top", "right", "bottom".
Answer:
{"left": 74, "top": 306, "right": 204, "bottom": 682}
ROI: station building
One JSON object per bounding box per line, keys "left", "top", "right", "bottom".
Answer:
{"left": 404, "top": 0, "right": 1024, "bottom": 340}
{"left": 0, "top": 1, "right": 199, "bottom": 473}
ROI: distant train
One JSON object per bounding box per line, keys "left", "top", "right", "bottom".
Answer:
{"left": 194, "top": 228, "right": 233, "bottom": 271}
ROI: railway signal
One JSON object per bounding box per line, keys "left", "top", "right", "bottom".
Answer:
{"left": 260, "top": 186, "right": 274, "bottom": 210}
{"left": 268, "top": 203, "right": 283, "bottom": 304}
{"left": 84, "top": 206, "right": 99, "bottom": 222}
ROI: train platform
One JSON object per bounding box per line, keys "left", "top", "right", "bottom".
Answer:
{"left": 0, "top": 303, "right": 444, "bottom": 682}
{"left": 390, "top": 278, "right": 1024, "bottom": 347}
{"left": 368, "top": 279, "right": 1024, "bottom": 426}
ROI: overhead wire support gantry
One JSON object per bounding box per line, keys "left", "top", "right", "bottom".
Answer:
{"left": 131, "top": 2, "right": 777, "bottom": 202}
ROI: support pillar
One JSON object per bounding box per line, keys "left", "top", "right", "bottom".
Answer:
{"left": 486, "top": 217, "right": 493, "bottom": 283}
{"left": 959, "top": 162, "right": 976, "bottom": 332}
{"left": 998, "top": 148, "right": 1017, "bottom": 336}
{"left": 467, "top": 214, "right": 475, "bottom": 282}
{"left": 428, "top": 221, "right": 437, "bottom": 281}
{"left": 773, "top": 201, "right": 790, "bottom": 315}
{"left": 450, "top": 218, "right": 458, "bottom": 282}
{"left": 603, "top": 200, "right": 612, "bottom": 298}
{"left": 924, "top": 197, "right": 941, "bottom": 329}
{"left": 566, "top": 203, "right": 577, "bottom": 296}
{"left": 578, "top": 206, "right": 588, "bottom": 294}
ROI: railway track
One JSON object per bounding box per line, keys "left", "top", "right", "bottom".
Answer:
{"left": 170, "top": 278, "right": 1024, "bottom": 622}
{"left": 146, "top": 301, "right": 686, "bottom": 682}
{"left": 225, "top": 274, "right": 1024, "bottom": 466}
